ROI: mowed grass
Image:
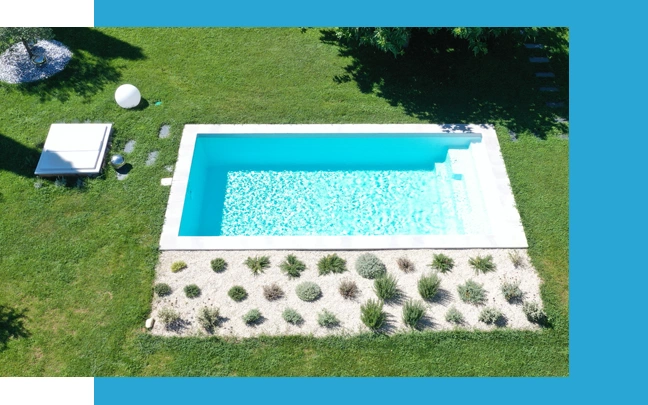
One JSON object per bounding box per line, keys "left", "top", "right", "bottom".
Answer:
{"left": 0, "top": 28, "right": 568, "bottom": 376}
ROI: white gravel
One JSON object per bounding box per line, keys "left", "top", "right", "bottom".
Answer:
{"left": 150, "top": 249, "right": 544, "bottom": 338}
{"left": 0, "top": 40, "right": 72, "bottom": 84}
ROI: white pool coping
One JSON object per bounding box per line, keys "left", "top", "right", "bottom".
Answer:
{"left": 160, "top": 124, "right": 528, "bottom": 250}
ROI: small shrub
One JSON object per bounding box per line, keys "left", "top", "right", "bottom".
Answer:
{"left": 184, "top": 284, "right": 201, "bottom": 298}
{"left": 396, "top": 257, "right": 415, "bottom": 273}
{"left": 197, "top": 307, "right": 220, "bottom": 331}
{"left": 317, "top": 309, "right": 340, "bottom": 328}
{"left": 153, "top": 283, "right": 172, "bottom": 297}
{"left": 242, "top": 309, "right": 262, "bottom": 325}
{"left": 428, "top": 253, "right": 455, "bottom": 273}
{"left": 360, "top": 299, "right": 386, "bottom": 330}
{"left": 280, "top": 254, "right": 306, "bottom": 278}
{"left": 210, "top": 258, "right": 227, "bottom": 273}
{"left": 318, "top": 253, "right": 347, "bottom": 275}
{"left": 402, "top": 299, "right": 426, "bottom": 329}
{"left": 418, "top": 272, "right": 441, "bottom": 300}
{"left": 469, "top": 255, "right": 496, "bottom": 274}
{"left": 245, "top": 255, "right": 270, "bottom": 275}
{"left": 501, "top": 280, "right": 523, "bottom": 302}
{"left": 478, "top": 307, "right": 504, "bottom": 324}
{"left": 282, "top": 308, "right": 304, "bottom": 325}
{"left": 171, "top": 261, "right": 187, "bottom": 273}
{"left": 158, "top": 307, "right": 180, "bottom": 326}
{"left": 338, "top": 279, "right": 359, "bottom": 299}
{"left": 508, "top": 251, "right": 525, "bottom": 268}
{"left": 263, "top": 283, "right": 284, "bottom": 301}
{"left": 374, "top": 273, "right": 400, "bottom": 301}
{"left": 457, "top": 279, "right": 486, "bottom": 305}
{"left": 523, "top": 301, "right": 547, "bottom": 324}
{"left": 228, "top": 286, "right": 248, "bottom": 302}
{"left": 295, "top": 282, "right": 322, "bottom": 302}
{"left": 356, "top": 253, "right": 387, "bottom": 279}
{"left": 445, "top": 306, "right": 464, "bottom": 324}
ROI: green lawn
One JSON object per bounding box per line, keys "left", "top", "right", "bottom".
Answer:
{"left": 0, "top": 28, "right": 568, "bottom": 376}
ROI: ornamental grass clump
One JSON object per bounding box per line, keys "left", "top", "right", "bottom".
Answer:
{"left": 197, "top": 307, "right": 220, "bottom": 332}
{"left": 457, "top": 279, "right": 486, "bottom": 305}
{"left": 418, "top": 272, "right": 441, "bottom": 301}
{"left": 396, "top": 257, "right": 415, "bottom": 273}
{"left": 445, "top": 306, "right": 464, "bottom": 324}
{"left": 356, "top": 253, "right": 387, "bottom": 279}
{"left": 374, "top": 273, "right": 400, "bottom": 301}
{"left": 282, "top": 308, "right": 304, "bottom": 325}
{"left": 317, "top": 309, "right": 340, "bottom": 328}
{"left": 508, "top": 251, "right": 525, "bottom": 268}
{"left": 338, "top": 279, "right": 359, "bottom": 299}
{"left": 158, "top": 307, "right": 180, "bottom": 327}
{"left": 242, "top": 309, "right": 262, "bottom": 325}
{"left": 501, "top": 280, "right": 523, "bottom": 302}
{"left": 428, "top": 253, "right": 455, "bottom": 273}
{"left": 171, "top": 261, "right": 187, "bottom": 273}
{"left": 263, "top": 283, "right": 284, "bottom": 301}
{"left": 210, "top": 258, "right": 227, "bottom": 273}
{"left": 153, "top": 283, "right": 172, "bottom": 297}
{"left": 523, "top": 301, "right": 547, "bottom": 324}
{"left": 245, "top": 256, "right": 270, "bottom": 275}
{"left": 184, "top": 284, "right": 201, "bottom": 298}
{"left": 318, "top": 253, "right": 347, "bottom": 275}
{"left": 360, "top": 299, "right": 386, "bottom": 330}
{"left": 228, "top": 286, "right": 248, "bottom": 302}
{"left": 280, "top": 254, "right": 306, "bottom": 278}
{"left": 478, "top": 307, "right": 504, "bottom": 325}
{"left": 469, "top": 255, "right": 496, "bottom": 274}
{"left": 402, "top": 299, "right": 426, "bottom": 329}
{"left": 295, "top": 282, "right": 322, "bottom": 302}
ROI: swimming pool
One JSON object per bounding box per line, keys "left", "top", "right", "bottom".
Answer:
{"left": 160, "top": 124, "right": 527, "bottom": 250}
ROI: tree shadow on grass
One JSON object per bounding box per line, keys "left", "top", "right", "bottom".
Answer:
{"left": 320, "top": 28, "right": 569, "bottom": 139}
{"left": 0, "top": 132, "right": 41, "bottom": 178}
{"left": 0, "top": 304, "right": 30, "bottom": 351}
{"left": 10, "top": 28, "right": 145, "bottom": 102}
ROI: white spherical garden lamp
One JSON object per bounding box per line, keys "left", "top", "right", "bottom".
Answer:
{"left": 114, "top": 84, "right": 141, "bottom": 109}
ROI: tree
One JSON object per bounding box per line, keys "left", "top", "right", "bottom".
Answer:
{"left": 0, "top": 27, "right": 54, "bottom": 59}
{"left": 334, "top": 27, "right": 539, "bottom": 57}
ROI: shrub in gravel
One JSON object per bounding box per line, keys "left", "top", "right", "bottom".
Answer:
{"left": 228, "top": 286, "right": 248, "bottom": 302}
{"left": 523, "top": 301, "right": 548, "bottom": 324}
{"left": 478, "top": 307, "right": 504, "bottom": 325}
{"left": 210, "top": 258, "right": 227, "bottom": 273}
{"left": 338, "top": 279, "right": 359, "bottom": 299}
{"left": 318, "top": 253, "right": 347, "bottom": 275}
{"left": 508, "top": 251, "right": 525, "bottom": 268}
{"left": 295, "top": 282, "right": 322, "bottom": 302}
{"left": 171, "top": 261, "right": 187, "bottom": 273}
{"left": 501, "top": 280, "right": 523, "bottom": 302}
{"left": 356, "top": 253, "right": 387, "bottom": 279}
{"left": 184, "top": 284, "right": 201, "bottom": 298}
{"left": 374, "top": 273, "right": 400, "bottom": 301}
{"left": 457, "top": 279, "right": 486, "bottom": 305}
{"left": 469, "top": 255, "right": 496, "bottom": 274}
{"left": 197, "top": 307, "right": 220, "bottom": 332}
{"left": 418, "top": 272, "right": 441, "bottom": 300}
{"left": 263, "top": 283, "right": 285, "bottom": 301}
{"left": 317, "top": 309, "right": 340, "bottom": 328}
{"left": 402, "top": 299, "right": 426, "bottom": 329}
{"left": 279, "top": 254, "right": 306, "bottom": 278}
{"left": 428, "top": 253, "right": 455, "bottom": 273}
{"left": 245, "top": 255, "right": 270, "bottom": 275}
{"left": 158, "top": 307, "right": 180, "bottom": 326}
{"left": 242, "top": 309, "right": 262, "bottom": 325}
{"left": 153, "top": 283, "right": 172, "bottom": 297}
{"left": 282, "top": 308, "right": 304, "bottom": 325}
{"left": 445, "top": 306, "right": 464, "bottom": 324}
{"left": 360, "top": 299, "right": 386, "bottom": 330}
{"left": 396, "top": 257, "right": 415, "bottom": 273}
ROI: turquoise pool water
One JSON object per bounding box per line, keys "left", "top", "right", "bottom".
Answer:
{"left": 178, "top": 134, "right": 488, "bottom": 237}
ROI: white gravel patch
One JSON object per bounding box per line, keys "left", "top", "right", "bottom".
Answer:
{"left": 150, "top": 249, "right": 544, "bottom": 338}
{"left": 0, "top": 40, "right": 72, "bottom": 84}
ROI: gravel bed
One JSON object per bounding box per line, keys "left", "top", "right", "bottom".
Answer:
{"left": 0, "top": 40, "right": 72, "bottom": 84}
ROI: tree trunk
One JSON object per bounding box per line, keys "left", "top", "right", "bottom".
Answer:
{"left": 21, "top": 39, "right": 34, "bottom": 58}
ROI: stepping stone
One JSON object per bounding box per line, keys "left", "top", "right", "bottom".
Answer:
{"left": 146, "top": 151, "right": 159, "bottom": 166}
{"left": 165, "top": 165, "right": 174, "bottom": 173}
{"left": 161, "top": 178, "right": 172, "bottom": 186}
{"left": 529, "top": 57, "right": 550, "bottom": 63}
{"left": 524, "top": 43, "right": 544, "bottom": 49}
{"left": 116, "top": 173, "right": 128, "bottom": 181}
{"left": 536, "top": 72, "right": 555, "bottom": 78}
{"left": 124, "top": 140, "right": 136, "bottom": 154}
{"left": 539, "top": 86, "right": 559, "bottom": 92}
{"left": 159, "top": 125, "right": 171, "bottom": 139}
{"left": 546, "top": 102, "right": 565, "bottom": 108}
